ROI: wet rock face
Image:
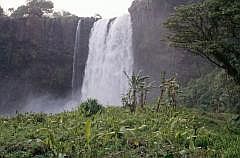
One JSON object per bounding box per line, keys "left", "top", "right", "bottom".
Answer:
{"left": 129, "top": 0, "right": 210, "bottom": 86}
{"left": 0, "top": 17, "right": 95, "bottom": 113}
{"left": 0, "top": 17, "right": 79, "bottom": 94}
{"left": 72, "top": 18, "right": 97, "bottom": 95}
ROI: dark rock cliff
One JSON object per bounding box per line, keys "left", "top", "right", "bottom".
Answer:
{"left": 72, "top": 19, "right": 97, "bottom": 96}
{"left": 129, "top": 0, "right": 211, "bottom": 90}
{"left": 0, "top": 16, "right": 95, "bottom": 113}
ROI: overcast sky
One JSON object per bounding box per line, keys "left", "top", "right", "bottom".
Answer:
{"left": 0, "top": 0, "right": 134, "bottom": 18}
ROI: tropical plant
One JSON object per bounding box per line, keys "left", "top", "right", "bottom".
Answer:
{"left": 138, "top": 80, "right": 155, "bottom": 109}
{"left": 123, "top": 71, "right": 151, "bottom": 112}
{"left": 157, "top": 72, "right": 180, "bottom": 112}
{"left": 157, "top": 72, "right": 167, "bottom": 112}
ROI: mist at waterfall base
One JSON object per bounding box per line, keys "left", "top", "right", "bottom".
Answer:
{"left": 0, "top": 84, "right": 75, "bottom": 116}
{"left": 20, "top": 94, "right": 75, "bottom": 114}
{"left": 1, "top": 14, "right": 133, "bottom": 115}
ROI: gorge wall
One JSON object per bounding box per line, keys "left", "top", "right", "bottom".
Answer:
{"left": 129, "top": 0, "right": 211, "bottom": 89}
{"left": 0, "top": 16, "right": 95, "bottom": 114}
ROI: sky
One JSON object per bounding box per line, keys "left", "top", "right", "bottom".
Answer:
{"left": 0, "top": 0, "right": 134, "bottom": 18}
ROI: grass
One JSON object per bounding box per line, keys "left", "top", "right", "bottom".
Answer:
{"left": 0, "top": 105, "right": 240, "bottom": 158}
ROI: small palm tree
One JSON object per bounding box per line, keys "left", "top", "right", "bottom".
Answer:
{"left": 156, "top": 72, "right": 180, "bottom": 112}
{"left": 123, "top": 71, "right": 150, "bottom": 113}
{"left": 167, "top": 77, "right": 180, "bottom": 108}
{"left": 156, "top": 72, "right": 166, "bottom": 112}
{"left": 138, "top": 80, "right": 155, "bottom": 109}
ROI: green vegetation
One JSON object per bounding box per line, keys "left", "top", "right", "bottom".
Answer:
{"left": 123, "top": 71, "right": 151, "bottom": 112}
{"left": 156, "top": 72, "right": 180, "bottom": 112}
{"left": 0, "top": 67, "right": 239, "bottom": 157}
{"left": 165, "top": 0, "right": 240, "bottom": 84}
{"left": 79, "top": 99, "right": 104, "bottom": 117}
{"left": 1, "top": 104, "right": 240, "bottom": 157}
{"left": 11, "top": 0, "right": 54, "bottom": 18}
{"left": 181, "top": 70, "right": 240, "bottom": 113}
{"left": 52, "top": 10, "right": 76, "bottom": 18}
{"left": 9, "top": 0, "right": 76, "bottom": 18}
{"left": 11, "top": 5, "right": 29, "bottom": 18}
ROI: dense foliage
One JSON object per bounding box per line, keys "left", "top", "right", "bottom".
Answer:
{"left": 52, "top": 10, "right": 76, "bottom": 18}
{"left": 0, "top": 106, "right": 240, "bottom": 157}
{"left": 11, "top": 0, "right": 54, "bottom": 18}
{"left": 79, "top": 99, "right": 104, "bottom": 117}
{"left": 165, "top": 0, "right": 240, "bottom": 84}
{"left": 11, "top": 5, "right": 29, "bottom": 18}
{"left": 181, "top": 70, "right": 240, "bottom": 113}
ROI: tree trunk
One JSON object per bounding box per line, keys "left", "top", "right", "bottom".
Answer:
{"left": 157, "top": 89, "right": 164, "bottom": 112}
{"left": 140, "top": 90, "right": 144, "bottom": 109}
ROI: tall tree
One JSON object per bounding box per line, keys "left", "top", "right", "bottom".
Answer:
{"left": 11, "top": 5, "right": 29, "bottom": 18}
{"left": 27, "top": 0, "right": 54, "bottom": 17}
{"left": 165, "top": 0, "right": 240, "bottom": 84}
{"left": 0, "top": 6, "right": 4, "bottom": 16}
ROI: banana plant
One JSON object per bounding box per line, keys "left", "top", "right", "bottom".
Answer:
{"left": 123, "top": 71, "right": 150, "bottom": 113}
{"left": 138, "top": 80, "right": 155, "bottom": 109}
{"left": 157, "top": 72, "right": 167, "bottom": 112}
{"left": 156, "top": 72, "right": 180, "bottom": 112}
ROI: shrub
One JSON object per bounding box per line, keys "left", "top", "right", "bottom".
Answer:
{"left": 79, "top": 99, "right": 104, "bottom": 117}
{"left": 181, "top": 69, "right": 240, "bottom": 113}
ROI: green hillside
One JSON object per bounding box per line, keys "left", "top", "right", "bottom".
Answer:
{"left": 1, "top": 105, "right": 240, "bottom": 158}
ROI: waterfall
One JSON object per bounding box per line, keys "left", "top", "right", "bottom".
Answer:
{"left": 72, "top": 20, "right": 82, "bottom": 99}
{"left": 81, "top": 14, "right": 133, "bottom": 106}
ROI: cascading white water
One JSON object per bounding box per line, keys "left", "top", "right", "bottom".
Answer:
{"left": 81, "top": 14, "right": 133, "bottom": 105}
{"left": 72, "top": 20, "right": 82, "bottom": 99}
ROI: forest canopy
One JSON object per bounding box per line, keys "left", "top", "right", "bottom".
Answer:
{"left": 11, "top": 0, "right": 54, "bottom": 17}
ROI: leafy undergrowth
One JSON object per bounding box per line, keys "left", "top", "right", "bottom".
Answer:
{"left": 0, "top": 106, "right": 240, "bottom": 158}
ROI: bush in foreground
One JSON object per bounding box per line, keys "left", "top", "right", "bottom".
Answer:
{"left": 79, "top": 99, "right": 104, "bottom": 117}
